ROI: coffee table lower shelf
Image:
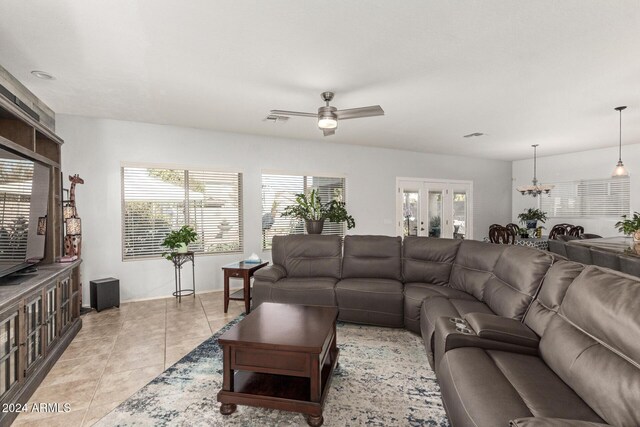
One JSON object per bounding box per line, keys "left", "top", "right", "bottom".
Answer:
{"left": 217, "top": 348, "right": 339, "bottom": 426}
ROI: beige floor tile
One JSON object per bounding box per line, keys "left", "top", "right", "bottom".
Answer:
{"left": 209, "top": 318, "right": 233, "bottom": 333}
{"left": 81, "top": 400, "right": 121, "bottom": 426}
{"left": 73, "top": 322, "right": 122, "bottom": 342}
{"left": 112, "top": 334, "right": 165, "bottom": 354}
{"left": 103, "top": 346, "right": 166, "bottom": 374}
{"left": 13, "top": 408, "right": 87, "bottom": 427}
{"left": 41, "top": 355, "right": 108, "bottom": 387}
{"left": 20, "top": 378, "right": 99, "bottom": 421}
{"left": 59, "top": 336, "right": 116, "bottom": 361}
{"left": 91, "top": 365, "right": 164, "bottom": 406}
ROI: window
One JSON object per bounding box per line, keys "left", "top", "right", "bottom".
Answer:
{"left": 540, "top": 177, "right": 630, "bottom": 218}
{"left": 122, "top": 166, "right": 242, "bottom": 259}
{"left": 0, "top": 158, "right": 33, "bottom": 262}
{"left": 261, "top": 174, "right": 346, "bottom": 249}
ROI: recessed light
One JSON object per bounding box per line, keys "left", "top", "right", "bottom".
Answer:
{"left": 463, "top": 132, "right": 484, "bottom": 138}
{"left": 31, "top": 70, "right": 55, "bottom": 80}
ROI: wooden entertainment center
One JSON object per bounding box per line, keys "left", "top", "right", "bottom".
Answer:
{"left": 0, "top": 78, "right": 82, "bottom": 426}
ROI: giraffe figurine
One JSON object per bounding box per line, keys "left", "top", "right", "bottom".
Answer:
{"left": 65, "top": 174, "right": 84, "bottom": 257}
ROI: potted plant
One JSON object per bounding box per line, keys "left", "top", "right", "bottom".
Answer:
{"left": 615, "top": 212, "right": 640, "bottom": 242}
{"left": 162, "top": 225, "right": 198, "bottom": 259}
{"left": 282, "top": 189, "right": 356, "bottom": 234}
{"left": 517, "top": 208, "right": 548, "bottom": 230}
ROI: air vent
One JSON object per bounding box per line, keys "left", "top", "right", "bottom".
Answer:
{"left": 264, "top": 114, "right": 289, "bottom": 123}
{"left": 463, "top": 132, "right": 484, "bottom": 138}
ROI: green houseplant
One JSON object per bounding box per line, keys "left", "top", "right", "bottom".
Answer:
{"left": 517, "top": 208, "right": 548, "bottom": 229}
{"left": 282, "top": 189, "right": 355, "bottom": 234}
{"left": 162, "top": 225, "right": 198, "bottom": 259}
{"left": 615, "top": 212, "right": 640, "bottom": 242}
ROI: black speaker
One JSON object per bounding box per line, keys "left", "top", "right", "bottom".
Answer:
{"left": 90, "top": 277, "right": 120, "bottom": 312}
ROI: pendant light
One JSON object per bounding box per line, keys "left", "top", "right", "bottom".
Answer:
{"left": 516, "top": 144, "right": 554, "bottom": 197}
{"left": 612, "top": 106, "right": 629, "bottom": 177}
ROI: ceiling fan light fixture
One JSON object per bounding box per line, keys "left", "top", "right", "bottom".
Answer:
{"left": 318, "top": 111, "right": 337, "bottom": 129}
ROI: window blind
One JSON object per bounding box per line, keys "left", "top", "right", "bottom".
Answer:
{"left": 0, "top": 159, "right": 33, "bottom": 262}
{"left": 122, "top": 167, "right": 242, "bottom": 259}
{"left": 261, "top": 174, "right": 346, "bottom": 249}
{"left": 540, "top": 177, "right": 630, "bottom": 218}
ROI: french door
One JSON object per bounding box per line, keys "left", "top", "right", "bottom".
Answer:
{"left": 397, "top": 178, "right": 473, "bottom": 239}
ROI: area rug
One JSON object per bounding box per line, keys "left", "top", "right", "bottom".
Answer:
{"left": 95, "top": 318, "right": 450, "bottom": 426}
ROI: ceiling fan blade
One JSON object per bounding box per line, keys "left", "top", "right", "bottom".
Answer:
{"left": 322, "top": 128, "right": 335, "bottom": 137}
{"left": 269, "top": 109, "right": 317, "bottom": 118}
{"left": 335, "top": 105, "right": 384, "bottom": 120}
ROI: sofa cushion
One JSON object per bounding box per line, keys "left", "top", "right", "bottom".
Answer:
{"left": 335, "top": 278, "right": 403, "bottom": 327}
{"left": 341, "top": 235, "right": 402, "bottom": 281}
{"left": 402, "top": 237, "right": 462, "bottom": 284}
{"left": 540, "top": 266, "right": 640, "bottom": 427}
{"left": 450, "top": 241, "right": 553, "bottom": 320}
{"left": 272, "top": 235, "right": 342, "bottom": 279}
{"left": 270, "top": 277, "right": 337, "bottom": 307}
{"left": 524, "top": 260, "right": 584, "bottom": 336}
{"left": 403, "top": 283, "right": 475, "bottom": 333}
{"left": 438, "top": 348, "right": 604, "bottom": 427}
{"left": 419, "top": 295, "right": 494, "bottom": 366}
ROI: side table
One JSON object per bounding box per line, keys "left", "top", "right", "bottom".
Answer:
{"left": 171, "top": 251, "right": 196, "bottom": 302}
{"left": 222, "top": 261, "right": 268, "bottom": 314}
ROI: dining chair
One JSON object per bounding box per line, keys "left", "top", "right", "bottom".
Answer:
{"left": 590, "top": 249, "right": 621, "bottom": 271}
{"left": 549, "top": 224, "right": 573, "bottom": 240}
{"left": 568, "top": 225, "right": 584, "bottom": 237}
{"left": 565, "top": 244, "right": 592, "bottom": 265}
{"left": 620, "top": 256, "right": 640, "bottom": 277}
{"left": 547, "top": 239, "right": 567, "bottom": 258}
{"left": 489, "top": 225, "right": 515, "bottom": 244}
{"left": 505, "top": 223, "right": 519, "bottom": 236}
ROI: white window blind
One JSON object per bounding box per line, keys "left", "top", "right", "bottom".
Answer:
{"left": 541, "top": 177, "right": 630, "bottom": 218}
{"left": 0, "top": 159, "right": 33, "bottom": 262}
{"left": 122, "top": 167, "right": 242, "bottom": 259}
{"left": 261, "top": 174, "right": 346, "bottom": 249}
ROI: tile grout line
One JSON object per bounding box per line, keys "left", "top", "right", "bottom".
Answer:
{"left": 80, "top": 307, "right": 128, "bottom": 426}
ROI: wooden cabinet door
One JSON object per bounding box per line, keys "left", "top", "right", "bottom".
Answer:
{"left": 44, "top": 282, "right": 58, "bottom": 352}
{"left": 59, "top": 276, "right": 72, "bottom": 333}
{"left": 24, "top": 293, "right": 43, "bottom": 374}
{"left": 0, "top": 304, "right": 21, "bottom": 404}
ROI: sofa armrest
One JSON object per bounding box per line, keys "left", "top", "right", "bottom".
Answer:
{"left": 433, "top": 317, "right": 538, "bottom": 371}
{"left": 510, "top": 417, "right": 611, "bottom": 427}
{"left": 253, "top": 265, "right": 287, "bottom": 282}
{"left": 463, "top": 312, "right": 539, "bottom": 348}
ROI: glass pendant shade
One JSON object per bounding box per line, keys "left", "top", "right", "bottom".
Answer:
{"left": 66, "top": 217, "right": 82, "bottom": 235}
{"left": 612, "top": 160, "right": 629, "bottom": 177}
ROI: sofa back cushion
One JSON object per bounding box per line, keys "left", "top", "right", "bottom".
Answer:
{"left": 524, "top": 260, "right": 584, "bottom": 336}
{"left": 272, "top": 235, "right": 342, "bottom": 279}
{"left": 450, "top": 241, "right": 553, "bottom": 320}
{"left": 402, "top": 237, "right": 462, "bottom": 285}
{"left": 342, "top": 235, "right": 402, "bottom": 280}
{"left": 539, "top": 266, "right": 640, "bottom": 426}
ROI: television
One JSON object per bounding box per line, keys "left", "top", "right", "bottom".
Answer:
{"left": 0, "top": 146, "right": 49, "bottom": 278}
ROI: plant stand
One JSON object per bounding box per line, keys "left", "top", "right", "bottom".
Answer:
{"left": 171, "top": 251, "right": 195, "bottom": 302}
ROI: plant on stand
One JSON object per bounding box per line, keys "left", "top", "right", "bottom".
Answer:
{"left": 615, "top": 212, "right": 640, "bottom": 242}
{"left": 517, "top": 208, "right": 548, "bottom": 230}
{"left": 162, "top": 225, "right": 198, "bottom": 259}
{"left": 282, "top": 189, "right": 356, "bottom": 234}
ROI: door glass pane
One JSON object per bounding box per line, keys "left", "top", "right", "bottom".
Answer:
{"left": 428, "top": 191, "right": 443, "bottom": 237}
{"left": 453, "top": 192, "right": 467, "bottom": 239}
{"left": 402, "top": 190, "right": 420, "bottom": 237}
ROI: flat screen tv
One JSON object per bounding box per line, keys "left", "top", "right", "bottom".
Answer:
{"left": 0, "top": 146, "right": 49, "bottom": 278}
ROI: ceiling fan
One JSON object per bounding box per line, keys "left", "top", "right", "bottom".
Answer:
{"left": 269, "top": 91, "right": 384, "bottom": 136}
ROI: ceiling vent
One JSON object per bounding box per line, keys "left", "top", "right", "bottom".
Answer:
{"left": 463, "top": 132, "right": 484, "bottom": 138}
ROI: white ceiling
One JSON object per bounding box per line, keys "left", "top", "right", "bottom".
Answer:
{"left": 0, "top": 1, "right": 639, "bottom": 161}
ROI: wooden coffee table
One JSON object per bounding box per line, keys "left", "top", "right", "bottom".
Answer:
{"left": 217, "top": 302, "right": 339, "bottom": 426}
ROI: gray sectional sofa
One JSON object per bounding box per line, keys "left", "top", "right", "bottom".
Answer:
{"left": 253, "top": 234, "right": 640, "bottom": 427}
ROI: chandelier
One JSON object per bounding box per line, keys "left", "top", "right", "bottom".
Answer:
{"left": 516, "top": 144, "right": 554, "bottom": 197}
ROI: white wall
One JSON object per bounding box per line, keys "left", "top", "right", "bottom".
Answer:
{"left": 58, "top": 115, "right": 512, "bottom": 303}
{"left": 512, "top": 143, "right": 640, "bottom": 237}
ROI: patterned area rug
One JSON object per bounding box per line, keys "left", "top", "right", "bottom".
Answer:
{"left": 96, "top": 318, "right": 450, "bottom": 426}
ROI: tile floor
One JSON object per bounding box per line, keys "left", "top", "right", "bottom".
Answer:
{"left": 13, "top": 290, "right": 245, "bottom": 426}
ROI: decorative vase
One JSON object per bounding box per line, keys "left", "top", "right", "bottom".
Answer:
{"left": 305, "top": 219, "right": 325, "bottom": 234}
{"left": 526, "top": 220, "right": 537, "bottom": 229}
{"left": 176, "top": 242, "right": 188, "bottom": 253}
